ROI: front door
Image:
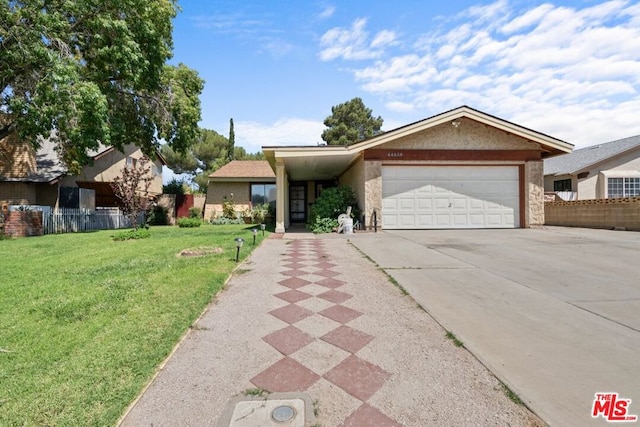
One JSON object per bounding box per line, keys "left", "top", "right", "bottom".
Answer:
{"left": 289, "top": 183, "right": 306, "bottom": 223}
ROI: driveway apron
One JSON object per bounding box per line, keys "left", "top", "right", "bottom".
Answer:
{"left": 119, "top": 234, "right": 541, "bottom": 427}
{"left": 350, "top": 228, "right": 640, "bottom": 427}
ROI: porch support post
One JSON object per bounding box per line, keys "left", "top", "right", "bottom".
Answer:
{"left": 275, "top": 160, "right": 286, "bottom": 233}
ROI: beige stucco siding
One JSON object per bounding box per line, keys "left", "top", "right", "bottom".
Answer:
{"left": 204, "top": 182, "right": 251, "bottom": 220}
{"left": 59, "top": 145, "right": 163, "bottom": 195}
{"left": 0, "top": 183, "right": 36, "bottom": 207}
{"left": 0, "top": 135, "right": 36, "bottom": 178}
{"left": 339, "top": 155, "right": 365, "bottom": 220}
{"left": 384, "top": 118, "right": 541, "bottom": 151}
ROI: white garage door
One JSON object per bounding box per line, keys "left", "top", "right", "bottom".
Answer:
{"left": 382, "top": 166, "right": 520, "bottom": 229}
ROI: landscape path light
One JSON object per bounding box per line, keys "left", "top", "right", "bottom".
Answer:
{"left": 234, "top": 237, "right": 244, "bottom": 262}
{"left": 260, "top": 223, "right": 266, "bottom": 236}
{"left": 252, "top": 228, "right": 257, "bottom": 245}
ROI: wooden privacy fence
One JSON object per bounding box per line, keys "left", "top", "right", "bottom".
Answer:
{"left": 12, "top": 206, "right": 145, "bottom": 235}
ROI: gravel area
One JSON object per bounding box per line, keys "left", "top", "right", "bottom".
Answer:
{"left": 119, "top": 236, "right": 545, "bottom": 427}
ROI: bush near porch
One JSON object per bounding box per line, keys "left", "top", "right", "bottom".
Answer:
{"left": 0, "top": 224, "right": 266, "bottom": 426}
{"left": 308, "top": 185, "right": 359, "bottom": 233}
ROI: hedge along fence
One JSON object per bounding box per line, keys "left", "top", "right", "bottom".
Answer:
{"left": 545, "top": 197, "right": 640, "bottom": 231}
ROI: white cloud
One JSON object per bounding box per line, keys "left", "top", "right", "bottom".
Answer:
{"left": 386, "top": 101, "right": 415, "bottom": 113}
{"left": 371, "top": 30, "right": 398, "bottom": 48}
{"left": 321, "top": 0, "right": 640, "bottom": 147}
{"left": 235, "top": 118, "right": 326, "bottom": 152}
{"left": 318, "top": 5, "right": 336, "bottom": 20}
{"left": 501, "top": 4, "right": 554, "bottom": 34}
{"left": 319, "top": 18, "right": 395, "bottom": 61}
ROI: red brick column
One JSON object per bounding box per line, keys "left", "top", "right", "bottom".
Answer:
{"left": 4, "top": 211, "right": 43, "bottom": 238}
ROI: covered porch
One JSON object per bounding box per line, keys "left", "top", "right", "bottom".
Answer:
{"left": 263, "top": 146, "right": 361, "bottom": 233}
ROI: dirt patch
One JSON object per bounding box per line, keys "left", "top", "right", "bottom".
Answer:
{"left": 177, "top": 247, "right": 223, "bottom": 257}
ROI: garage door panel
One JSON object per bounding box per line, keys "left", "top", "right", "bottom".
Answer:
{"left": 382, "top": 166, "right": 519, "bottom": 229}
{"left": 398, "top": 197, "right": 415, "bottom": 210}
{"left": 416, "top": 198, "right": 433, "bottom": 210}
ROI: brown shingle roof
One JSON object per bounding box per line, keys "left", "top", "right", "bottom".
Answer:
{"left": 209, "top": 160, "right": 275, "bottom": 179}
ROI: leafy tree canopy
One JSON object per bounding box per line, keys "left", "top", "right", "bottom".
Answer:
{"left": 1, "top": 0, "right": 204, "bottom": 173}
{"left": 321, "top": 97, "right": 383, "bottom": 146}
{"left": 161, "top": 127, "right": 265, "bottom": 192}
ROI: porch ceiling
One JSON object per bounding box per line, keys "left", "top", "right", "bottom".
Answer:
{"left": 265, "top": 149, "right": 360, "bottom": 181}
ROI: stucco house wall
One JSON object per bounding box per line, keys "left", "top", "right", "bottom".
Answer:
{"left": 58, "top": 145, "right": 163, "bottom": 196}
{"left": 384, "top": 118, "right": 540, "bottom": 151}
{"left": 204, "top": 182, "right": 251, "bottom": 220}
{"left": 339, "top": 155, "right": 365, "bottom": 220}
{"left": 1, "top": 182, "right": 36, "bottom": 207}
{"left": 0, "top": 136, "right": 35, "bottom": 178}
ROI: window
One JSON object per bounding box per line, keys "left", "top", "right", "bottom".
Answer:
{"left": 553, "top": 179, "right": 572, "bottom": 192}
{"left": 608, "top": 177, "right": 640, "bottom": 198}
{"left": 150, "top": 163, "right": 162, "bottom": 177}
{"left": 251, "top": 183, "right": 276, "bottom": 207}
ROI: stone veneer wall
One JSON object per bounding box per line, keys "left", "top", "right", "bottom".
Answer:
{"left": 363, "top": 161, "right": 382, "bottom": 230}
{"left": 545, "top": 197, "right": 640, "bottom": 231}
{"left": 526, "top": 160, "right": 545, "bottom": 227}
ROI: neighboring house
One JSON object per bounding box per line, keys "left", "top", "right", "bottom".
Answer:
{"left": 262, "top": 106, "right": 573, "bottom": 232}
{"left": 0, "top": 133, "right": 165, "bottom": 208}
{"left": 543, "top": 135, "right": 640, "bottom": 200}
{"left": 204, "top": 160, "right": 276, "bottom": 221}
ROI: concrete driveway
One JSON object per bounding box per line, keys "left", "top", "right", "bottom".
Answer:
{"left": 350, "top": 227, "right": 640, "bottom": 427}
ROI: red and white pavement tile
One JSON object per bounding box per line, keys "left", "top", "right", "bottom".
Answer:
{"left": 250, "top": 239, "right": 402, "bottom": 427}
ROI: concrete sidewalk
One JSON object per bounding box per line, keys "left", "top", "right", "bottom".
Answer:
{"left": 119, "top": 234, "right": 542, "bottom": 426}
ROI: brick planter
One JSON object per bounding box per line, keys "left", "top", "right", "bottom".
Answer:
{"left": 4, "top": 211, "right": 43, "bottom": 238}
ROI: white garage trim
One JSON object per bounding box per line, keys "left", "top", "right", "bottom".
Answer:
{"left": 382, "top": 165, "right": 520, "bottom": 229}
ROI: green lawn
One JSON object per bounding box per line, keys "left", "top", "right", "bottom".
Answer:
{"left": 0, "top": 224, "right": 267, "bottom": 426}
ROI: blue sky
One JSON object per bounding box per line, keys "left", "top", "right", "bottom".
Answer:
{"left": 170, "top": 0, "right": 640, "bottom": 155}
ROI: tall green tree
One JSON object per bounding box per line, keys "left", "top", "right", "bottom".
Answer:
{"left": 321, "top": 97, "right": 384, "bottom": 146}
{"left": 161, "top": 128, "right": 229, "bottom": 192}
{"left": 228, "top": 118, "right": 235, "bottom": 162}
{"left": 162, "top": 126, "right": 265, "bottom": 193}
{"left": 0, "top": 0, "right": 204, "bottom": 173}
{"left": 234, "top": 146, "right": 265, "bottom": 160}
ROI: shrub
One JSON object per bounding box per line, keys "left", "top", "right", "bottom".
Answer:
{"left": 307, "top": 185, "right": 359, "bottom": 231}
{"left": 147, "top": 205, "right": 168, "bottom": 225}
{"left": 112, "top": 228, "right": 151, "bottom": 241}
{"left": 309, "top": 217, "right": 338, "bottom": 234}
{"left": 251, "top": 203, "right": 269, "bottom": 223}
{"left": 163, "top": 178, "right": 186, "bottom": 195}
{"left": 209, "top": 216, "right": 243, "bottom": 225}
{"left": 177, "top": 217, "right": 201, "bottom": 228}
{"left": 188, "top": 206, "right": 202, "bottom": 219}
{"left": 222, "top": 197, "right": 237, "bottom": 219}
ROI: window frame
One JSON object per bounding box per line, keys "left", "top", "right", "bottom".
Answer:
{"left": 553, "top": 179, "right": 572, "bottom": 192}
{"left": 607, "top": 177, "right": 640, "bottom": 198}
{"left": 250, "top": 182, "right": 276, "bottom": 207}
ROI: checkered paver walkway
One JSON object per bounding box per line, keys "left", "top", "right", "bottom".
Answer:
{"left": 250, "top": 239, "right": 401, "bottom": 427}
